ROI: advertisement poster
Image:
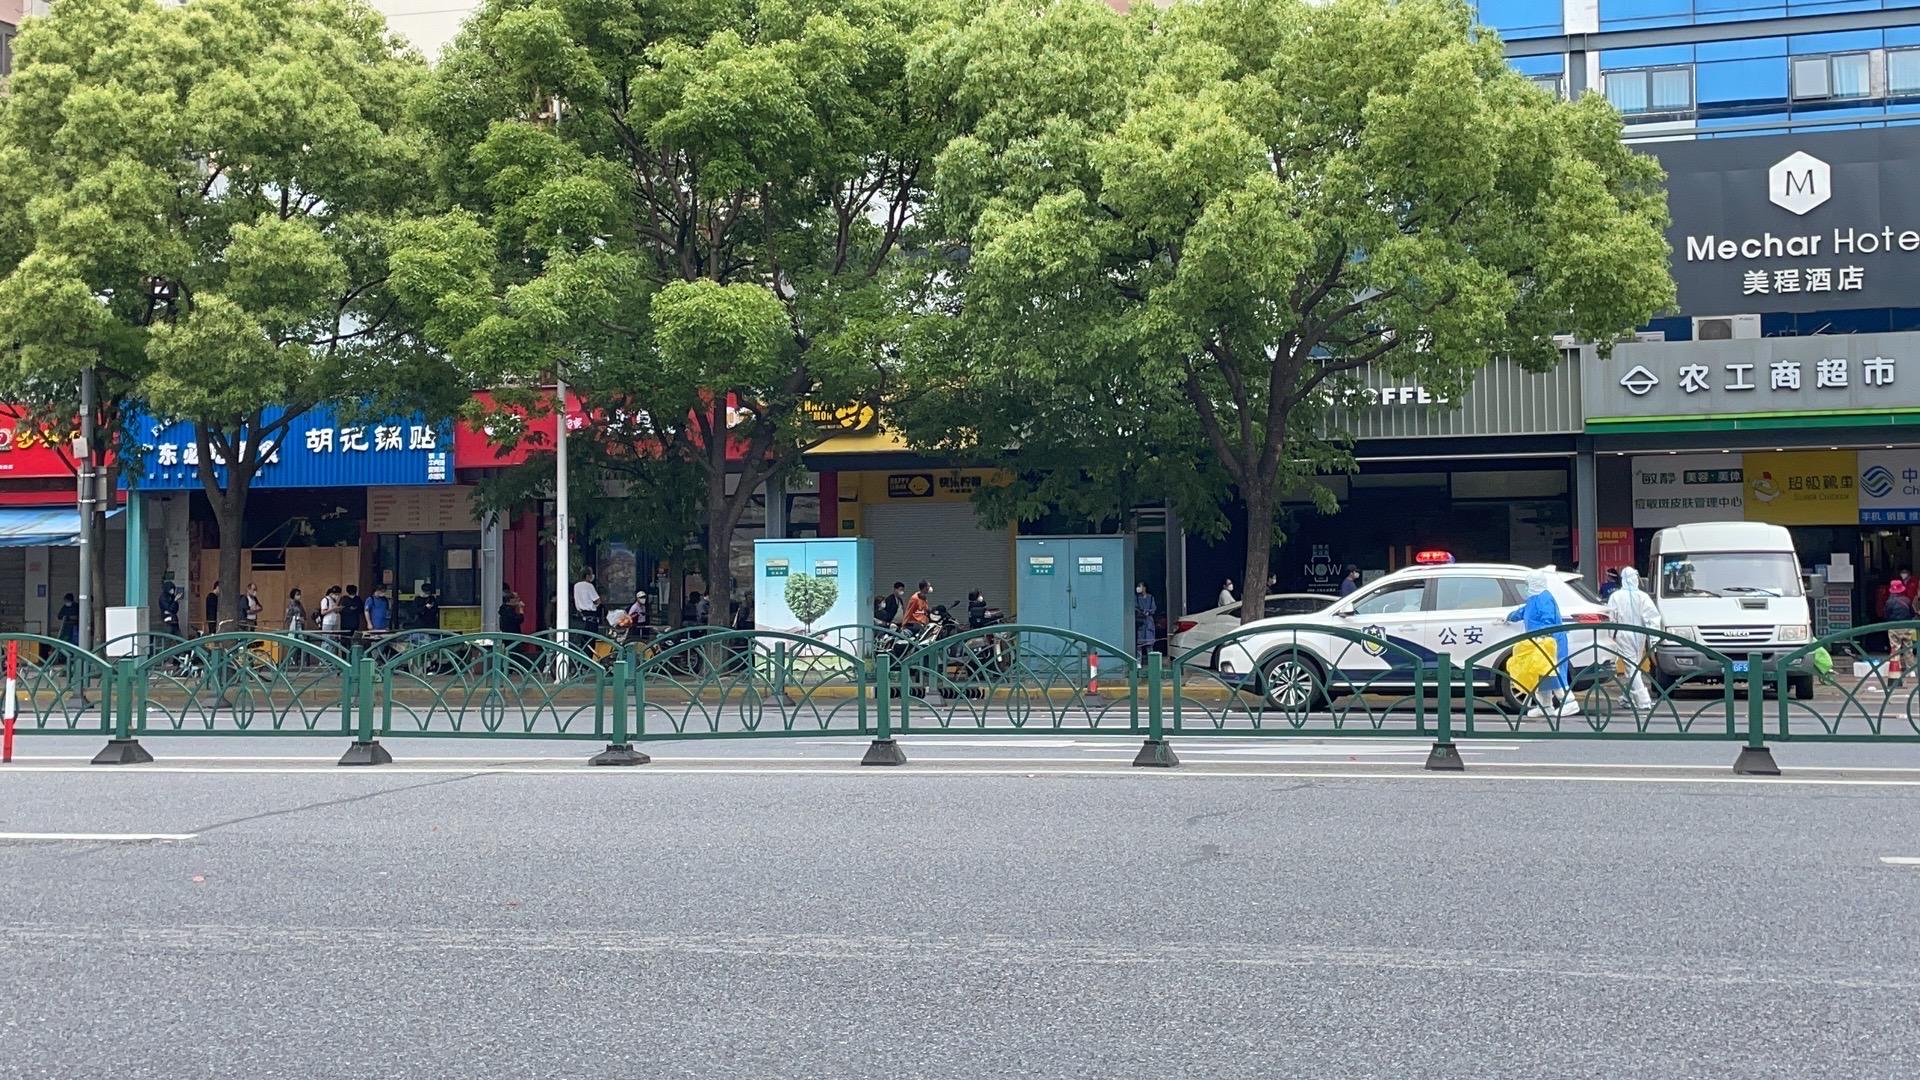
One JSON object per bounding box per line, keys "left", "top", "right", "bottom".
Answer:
{"left": 1742, "top": 450, "right": 1858, "bottom": 526}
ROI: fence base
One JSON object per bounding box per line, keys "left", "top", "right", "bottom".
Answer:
{"left": 338, "top": 740, "right": 393, "bottom": 767}
{"left": 90, "top": 738, "right": 153, "bottom": 765}
{"left": 1733, "top": 745, "right": 1781, "bottom": 776}
{"left": 861, "top": 738, "right": 907, "bottom": 766}
{"left": 1132, "top": 738, "right": 1179, "bottom": 768}
{"left": 589, "top": 744, "right": 651, "bottom": 766}
{"left": 1424, "top": 742, "right": 1465, "bottom": 771}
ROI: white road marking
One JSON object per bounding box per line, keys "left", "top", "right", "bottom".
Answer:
{"left": 0, "top": 832, "right": 196, "bottom": 842}
{"left": 1880, "top": 857, "right": 1920, "bottom": 866}
{"left": 3, "top": 764, "right": 1920, "bottom": 786}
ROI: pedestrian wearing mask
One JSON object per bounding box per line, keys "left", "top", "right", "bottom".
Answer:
{"left": 1134, "top": 583, "right": 1158, "bottom": 662}
{"left": 1887, "top": 579, "right": 1915, "bottom": 677}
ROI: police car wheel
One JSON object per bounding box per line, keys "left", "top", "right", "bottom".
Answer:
{"left": 1261, "top": 652, "right": 1325, "bottom": 710}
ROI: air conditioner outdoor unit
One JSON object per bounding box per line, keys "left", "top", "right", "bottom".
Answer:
{"left": 1693, "top": 314, "right": 1761, "bottom": 341}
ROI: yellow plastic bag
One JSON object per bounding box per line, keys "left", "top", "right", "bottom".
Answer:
{"left": 1506, "top": 637, "right": 1558, "bottom": 694}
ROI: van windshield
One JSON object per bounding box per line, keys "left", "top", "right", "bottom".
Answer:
{"left": 1659, "top": 552, "right": 1804, "bottom": 599}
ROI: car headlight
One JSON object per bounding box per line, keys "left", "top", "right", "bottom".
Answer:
{"left": 1664, "top": 626, "right": 1696, "bottom": 643}
{"left": 1778, "top": 624, "right": 1810, "bottom": 643}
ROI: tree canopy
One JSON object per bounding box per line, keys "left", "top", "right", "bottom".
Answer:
{"left": 0, "top": 0, "right": 460, "bottom": 621}
{"left": 404, "top": 0, "right": 951, "bottom": 614}
{"left": 912, "top": 0, "right": 1674, "bottom": 619}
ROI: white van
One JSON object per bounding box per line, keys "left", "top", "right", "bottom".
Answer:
{"left": 1646, "top": 522, "right": 1814, "bottom": 699}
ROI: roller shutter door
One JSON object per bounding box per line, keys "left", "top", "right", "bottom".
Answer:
{"left": 863, "top": 502, "right": 1014, "bottom": 615}
{"left": 0, "top": 549, "right": 24, "bottom": 633}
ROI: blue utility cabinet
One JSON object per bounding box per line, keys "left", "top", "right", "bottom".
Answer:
{"left": 753, "top": 538, "right": 874, "bottom": 654}
{"left": 1014, "top": 536, "right": 1135, "bottom": 662}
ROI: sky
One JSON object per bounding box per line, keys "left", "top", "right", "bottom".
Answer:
{"left": 371, "top": 0, "right": 475, "bottom": 60}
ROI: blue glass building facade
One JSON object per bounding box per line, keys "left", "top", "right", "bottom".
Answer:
{"left": 1483, "top": 0, "right": 1920, "bottom": 337}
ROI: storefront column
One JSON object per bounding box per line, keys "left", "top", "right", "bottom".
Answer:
{"left": 818, "top": 472, "right": 839, "bottom": 537}
{"left": 480, "top": 510, "right": 503, "bottom": 632}
{"left": 764, "top": 481, "right": 787, "bottom": 540}
{"left": 123, "top": 489, "right": 148, "bottom": 608}
{"left": 1575, "top": 443, "right": 1599, "bottom": 586}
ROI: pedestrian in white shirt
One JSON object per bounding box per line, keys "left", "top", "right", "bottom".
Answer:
{"left": 572, "top": 567, "right": 603, "bottom": 646}
{"left": 1218, "top": 579, "right": 1237, "bottom": 608}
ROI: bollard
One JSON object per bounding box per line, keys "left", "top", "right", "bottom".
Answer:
{"left": 591, "top": 659, "right": 649, "bottom": 765}
{"left": 91, "top": 662, "right": 153, "bottom": 764}
{"left": 3, "top": 639, "right": 15, "bottom": 763}
{"left": 862, "top": 653, "right": 906, "bottom": 765}
{"left": 1733, "top": 650, "right": 1780, "bottom": 775}
{"left": 1088, "top": 652, "right": 1099, "bottom": 696}
{"left": 339, "top": 655, "right": 391, "bottom": 765}
{"left": 1426, "top": 653, "right": 1464, "bottom": 771}
{"left": 1132, "top": 652, "right": 1178, "bottom": 767}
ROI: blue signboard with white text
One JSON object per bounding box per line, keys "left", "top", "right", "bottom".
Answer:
{"left": 131, "top": 407, "right": 455, "bottom": 490}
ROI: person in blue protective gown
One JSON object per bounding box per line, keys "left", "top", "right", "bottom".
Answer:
{"left": 1507, "top": 567, "right": 1577, "bottom": 718}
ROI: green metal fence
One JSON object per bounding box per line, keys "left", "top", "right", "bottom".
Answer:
{"left": 1771, "top": 621, "right": 1920, "bottom": 743}
{"left": 635, "top": 628, "right": 872, "bottom": 741}
{"left": 5, "top": 621, "right": 1918, "bottom": 771}
{"left": 1170, "top": 624, "right": 1437, "bottom": 738}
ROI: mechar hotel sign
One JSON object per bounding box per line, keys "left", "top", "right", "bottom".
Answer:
{"left": 1643, "top": 128, "right": 1920, "bottom": 316}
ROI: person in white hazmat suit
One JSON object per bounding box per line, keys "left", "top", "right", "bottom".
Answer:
{"left": 1607, "top": 567, "right": 1663, "bottom": 711}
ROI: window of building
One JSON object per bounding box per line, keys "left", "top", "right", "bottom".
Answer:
{"left": 1528, "top": 73, "right": 1564, "bottom": 99}
{"left": 0, "top": 22, "right": 14, "bottom": 78}
{"left": 1793, "top": 52, "right": 1873, "bottom": 100}
{"left": 1891, "top": 49, "right": 1920, "bottom": 96}
{"left": 1604, "top": 66, "right": 1694, "bottom": 114}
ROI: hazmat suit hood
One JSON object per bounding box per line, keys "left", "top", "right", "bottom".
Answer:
{"left": 1525, "top": 568, "right": 1552, "bottom": 596}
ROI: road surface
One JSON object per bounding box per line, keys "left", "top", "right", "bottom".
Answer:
{"left": 3, "top": 735, "right": 1919, "bottom": 1079}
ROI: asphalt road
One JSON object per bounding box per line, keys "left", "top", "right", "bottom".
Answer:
{"left": 4, "top": 739, "right": 1920, "bottom": 1079}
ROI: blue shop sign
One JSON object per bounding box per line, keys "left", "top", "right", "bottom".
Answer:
{"left": 132, "top": 407, "right": 454, "bottom": 489}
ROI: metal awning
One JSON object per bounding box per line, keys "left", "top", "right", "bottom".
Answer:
{"left": 0, "top": 507, "right": 120, "bottom": 548}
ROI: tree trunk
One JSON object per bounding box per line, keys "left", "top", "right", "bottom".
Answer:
{"left": 1239, "top": 486, "right": 1274, "bottom": 626}
{"left": 213, "top": 484, "right": 249, "bottom": 635}
{"left": 705, "top": 477, "right": 733, "bottom": 630}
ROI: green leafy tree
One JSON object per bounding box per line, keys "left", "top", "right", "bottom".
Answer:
{"left": 403, "top": 0, "right": 948, "bottom": 618}
{"left": 922, "top": 0, "right": 1674, "bottom": 622}
{"left": 0, "top": 0, "right": 464, "bottom": 626}
{"left": 783, "top": 573, "right": 838, "bottom": 633}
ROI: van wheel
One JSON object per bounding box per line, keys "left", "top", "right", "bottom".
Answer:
{"left": 1792, "top": 674, "right": 1815, "bottom": 701}
{"left": 1260, "top": 651, "right": 1326, "bottom": 711}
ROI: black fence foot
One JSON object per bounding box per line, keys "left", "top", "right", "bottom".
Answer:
{"left": 338, "top": 740, "right": 393, "bottom": 767}
{"left": 91, "top": 739, "right": 153, "bottom": 765}
{"left": 861, "top": 738, "right": 907, "bottom": 766}
{"left": 1733, "top": 745, "right": 1781, "bottom": 776}
{"left": 1132, "top": 738, "right": 1179, "bottom": 768}
{"left": 589, "top": 744, "right": 650, "bottom": 766}
{"left": 1424, "top": 742, "right": 1465, "bottom": 771}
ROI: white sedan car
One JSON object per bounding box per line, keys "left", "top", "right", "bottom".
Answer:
{"left": 1209, "top": 563, "right": 1608, "bottom": 709}
{"left": 1169, "top": 593, "right": 1334, "bottom": 655}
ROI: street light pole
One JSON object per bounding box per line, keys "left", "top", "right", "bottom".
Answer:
{"left": 76, "top": 367, "right": 96, "bottom": 654}
{"left": 554, "top": 376, "right": 569, "bottom": 680}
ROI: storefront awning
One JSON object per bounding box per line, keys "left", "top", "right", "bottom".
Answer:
{"left": 0, "top": 507, "right": 120, "bottom": 548}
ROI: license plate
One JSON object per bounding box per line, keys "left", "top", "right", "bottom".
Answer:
{"left": 1731, "top": 661, "right": 1749, "bottom": 674}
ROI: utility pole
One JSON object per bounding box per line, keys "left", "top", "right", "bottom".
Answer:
{"left": 75, "top": 368, "right": 96, "bottom": 654}
{"left": 553, "top": 377, "right": 569, "bottom": 681}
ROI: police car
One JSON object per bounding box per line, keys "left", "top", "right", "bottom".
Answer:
{"left": 1210, "top": 556, "right": 1609, "bottom": 709}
